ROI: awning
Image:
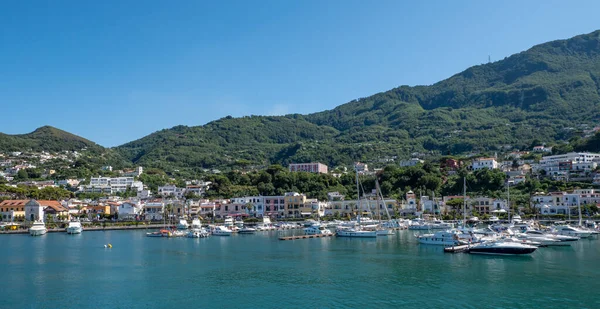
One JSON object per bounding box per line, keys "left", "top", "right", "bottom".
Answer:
{"left": 301, "top": 212, "right": 312, "bottom": 215}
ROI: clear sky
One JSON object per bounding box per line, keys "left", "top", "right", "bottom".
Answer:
{"left": 1, "top": 0, "right": 599, "bottom": 147}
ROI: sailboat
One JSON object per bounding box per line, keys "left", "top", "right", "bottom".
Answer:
{"left": 336, "top": 168, "right": 377, "bottom": 238}
{"left": 374, "top": 179, "right": 394, "bottom": 236}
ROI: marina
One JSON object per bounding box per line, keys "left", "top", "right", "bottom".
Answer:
{"left": 1, "top": 224, "right": 599, "bottom": 308}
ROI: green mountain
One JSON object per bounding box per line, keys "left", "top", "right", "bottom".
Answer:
{"left": 0, "top": 126, "right": 104, "bottom": 153}
{"left": 115, "top": 30, "right": 600, "bottom": 172}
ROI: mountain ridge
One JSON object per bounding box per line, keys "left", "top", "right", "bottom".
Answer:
{"left": 3, "top": 30, "right": 600, "bottom": 173}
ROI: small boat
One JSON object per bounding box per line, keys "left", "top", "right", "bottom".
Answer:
{"left": 238, "top": 226, "right": 257, "bottom": 234}
{"left": 256, "top": 217, "right": 276, "bottom": 231}
{"left": 553, "top": 225, "right": 594, "bottom": 238}
{"left": 376, "top": 228, "right": 394, "bottom": 236}
{"left": 488, "top": 216, "right": 499, "bottom": 223}
{"left": 468, "top": 240, "right": 537, "bottom": 255}
{"left": 304, "top": 224, "right": 333, "bottom": 235}
{"left": 187, "top": 228, "right": 210, "bottom": 238}
{"left": 146, "top": 229, "right": 173, "bottom": 237}
{"left": 416, "top": 230, "right": 468, "bottom": 246}
{"left": 176, "top": 219, "right": 189, "bottom": 230}
{"left": 66, "top": 221, "right": 83, "bottom": 234}
{"left": 191, "top": 218, "right": 202, "bottom": 229}
{"left": 336, "top": 226, "right": 377, "bottom": 238}
{"left": 29, "top": 220, "right": 47, "bottom": 236}
{"left": 212, "top": 225, "right": 233, "bottom": 236}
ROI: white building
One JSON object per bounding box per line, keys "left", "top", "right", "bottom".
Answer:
{"left": 158, "top": 185, "right": 185, "bottom": 198}
{"left": 144, "top": 201, "right": 165, "bottom": 220}
{"left": 82, "top": 176, "right": 142, "bottom": 194}
{"left": 471, "top": 158, "right": 498, "bottom": 170}
{"left": 399, "top": 158, "right": 424, "bottom": 167}
{"left": 118, "top": 202, "right": 143, "bottom": 220}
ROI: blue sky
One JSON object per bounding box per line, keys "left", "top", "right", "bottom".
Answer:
{"left": 1, "top": 0, "right": 599, "bottom": 147}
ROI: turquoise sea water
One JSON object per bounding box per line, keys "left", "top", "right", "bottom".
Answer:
{"left": 1, "top": 229, "right": 599, "bottom": 309}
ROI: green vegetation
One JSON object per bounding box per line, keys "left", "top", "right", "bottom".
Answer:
{"left": 114, "top": 30, "right": 600, "bottom": 173}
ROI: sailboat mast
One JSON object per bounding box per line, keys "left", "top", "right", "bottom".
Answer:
{"left": 507, "top": 181, "right": 511, "bottom": 223}
{"left": 578, "top": 198, "right": 582, "bottom": 226}
{"left": 463, "top": 177, "right": 466, "bottom": 226}
{"left": 355, "top": 167, "right": 361, "bottom": 224}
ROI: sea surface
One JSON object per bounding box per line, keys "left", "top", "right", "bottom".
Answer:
{"left": 1, "top": 229, "right": 598, "bottom": 309}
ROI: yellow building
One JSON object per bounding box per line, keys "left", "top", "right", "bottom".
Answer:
{"left": 284, "top": 192, "right": 306, "bottom": 217}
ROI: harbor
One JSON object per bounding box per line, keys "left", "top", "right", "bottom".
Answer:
{"left": 2, "top": 227, "right": 599, "bottom": 308}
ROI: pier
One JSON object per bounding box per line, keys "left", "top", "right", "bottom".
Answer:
{"left": 279, "top": 234, "right": 335, "bottom": 240}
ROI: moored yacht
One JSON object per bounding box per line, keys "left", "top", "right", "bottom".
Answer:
{"left": 416, "top": 230, "right": 468, "bottom": 246}
{"left": 66, "top": 221, "right": 83, "bottom": 234}
{"left": 191, "top": 218, "right": 202, "bottom": 229}
{"left": 336, "top": 226, "right": 377, "bottom": 238}
{"left": 553, "top": 225, "right": 593, "bottom": 238}
{"left": 488, "top": 216, "right": 499, "bottom": 223}
{"left": 187, "top": 228, "right": 210, "bottom": 238}
{"left": 304, "top": 224, "right": 333, "bottom": 235}
{"left": 468, "top": 240, "right": 537, "bottom": 255}
{"left": 256, "top": 217, "right": 276, "bottom": 231}
{"left": 29, "top": 220, "right": 47, "bottom": 236}
{"left": 177, "top": 218, "right": 189, "bottom": 230}
{"left": 212, "top": 225, "right": 233, "bottom": 236}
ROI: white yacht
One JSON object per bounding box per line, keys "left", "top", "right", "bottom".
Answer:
{"left": 468, "top": 240, "right": 537, "bottom": 255}
{"left": 238, "top": 226, "right": 257, "bottom": 234}
{"left": 223, "top": 216, "right": 234, "bottom": 227}
{"left": 187, "top": 228, "right": 210, "bottom": 238}
{"left": 336, "top": 226, "right": 377, "bottom": 238}
{"left": 212, "top": 225, "right": 233, "bottom": 236}
{"left": 511, "top": 214, "right": 522, "bottom": 224}
{"left": 553, "top": 225, "right": 593, "bottom": 238}
{"left": 177, "top": 219, "right": 189, "bottom": 230}
{"left": 304, "top": 224, "right": 333, "bottom": 235}
{"left": 521, "top": 229, "right": 578, "bottom": 244}
{"left": 191, "top": 218, "right": 202, "bottom": 229}
{"left": 29, "top": 220, "right": 47, "bottom": 236}
{"left": 256, "top": 217, "right": 276, "bottom": 231}
{"left": 416, "top": 230, "right": 468, "bottom": 246}
{"left": 488, "top": 216, "right": 499, "bottom": 223}
{"left": 66, "top": 221, "right": 83, "bottom": 234}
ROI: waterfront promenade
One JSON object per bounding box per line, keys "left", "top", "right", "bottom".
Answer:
{"left": 0, "top": 223, "right": 171, "bottom": 234}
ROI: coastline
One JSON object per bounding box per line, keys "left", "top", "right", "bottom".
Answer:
{"left": 0, "top": 223, "right": 171, "bottom": 234}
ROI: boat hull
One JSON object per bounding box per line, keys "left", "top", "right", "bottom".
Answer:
{"left": 468, "top": 247, "right": 537, "bottom": 255}
{"left": 29, "top": 228, "right": 47, "bottom": 236}
{"left": 336, "top": 230, "right": 377, "bottom": 238}
{"left": 66, "top": 227, "right": 83, "bottom": 234}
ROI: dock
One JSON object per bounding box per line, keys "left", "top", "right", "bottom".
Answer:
{"left": 279, "top": 234, "right": 335, "bottom": 241}
{"left": 444, "top": 245, "right": 470, "bottom": 253}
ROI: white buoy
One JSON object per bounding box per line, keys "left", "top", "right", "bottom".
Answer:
{"left": 104, "top": 245, "right": 107, "bottom": 248}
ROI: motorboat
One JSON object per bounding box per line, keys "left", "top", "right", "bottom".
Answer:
{"left": 416, "top": 230, "right": 468, "bottom": 246}
{"left": 408, "top": 220, "right": 452, "bottom": 230}
{"left": 187, "top": 228, "right": 210, "bottom": 238}
{"left": 212, "top": 225, "right": 233, "bottom": 236}
{"left": 146, "top": 229, "right": 173, "bottom": 237}
{"left": 467, "top": 217, "right": 480, "bottom": 224}
{"left": 29, "top": 220, "right": 47, "bottom": 236}
{"left": 191, "top": 218, "right": 202, "bottom": 229}
{"left": 468, "top": 240, "right": 537, "bottom": 255}
{"left": 514, "top": 232, "right": 566, "bottom": 247}
{"left": 336, "top": 226, "right": 377, "bottom": 238}
{"left": 66, "top": 221, "right": 83, "bottom": 234}
{"left": 553, "top": 225, "right": 594, "bottom": 238}
{"left": 256, "top": 217, "right": 276, "bottom": 231}
{"left": 238, "top": 226, "right": 257, "bottom": 234}
{"left": 522, "top": 229, "right": 579, "bottom": 242}
{"left": 511, "top": 214, "right": 523, "bottom": 224}
{"left": 177, "top": 219, "right": 189, "bottom": 230}
{"left": 304, "top": 224, "right": 333, "bottom": 235}
{"left": 223, "top": 216, "right": 234, "bottom": 228}
{"left": 488, "top": 216, "right": 499, "bottom": 223}
{"left": 376, "top": 228, "right": 394, "bottom": 236}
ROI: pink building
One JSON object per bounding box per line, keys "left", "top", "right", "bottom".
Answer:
{"left": 288, "top": 162, "right": 328, "bottom": 174}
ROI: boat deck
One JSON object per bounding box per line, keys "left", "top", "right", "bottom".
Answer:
{"left": 279, "top": 234, "right": 335, "bottom": 241}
